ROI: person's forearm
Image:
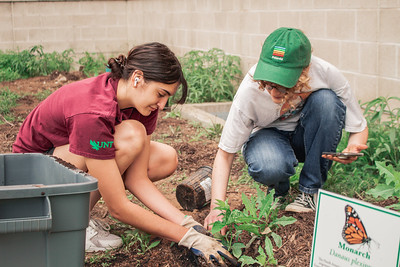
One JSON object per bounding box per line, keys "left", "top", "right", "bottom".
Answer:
{"left": 347, "top": 126, "right": 368, "bottom": 147}
{"left": 118, "top": 199, "right": 187, "bottom": 242}
{"left": 85, "top": 158, "right": 187, "bottom": 242}
{"left": 210, "top": 148, "right": 235, "bottom": 209}
{"left": 127, "top": 175, "right": 185, "bottom": 224}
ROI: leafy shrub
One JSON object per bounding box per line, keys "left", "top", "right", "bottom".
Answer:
{"left": 324, "top": 96, "right": 400, "bottom": 198}
{"left": 0, "top": 45, "right": 74, "bottom": 82}
{"left": 78, "top": 52, "right": 107, "bottom": 77}
{"left": 178, "top": 48, "right": 242, "bottom": 103}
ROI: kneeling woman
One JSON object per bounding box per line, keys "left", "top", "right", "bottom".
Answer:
{"left": 13, "top": 42, "right": 235, "bottom": 265}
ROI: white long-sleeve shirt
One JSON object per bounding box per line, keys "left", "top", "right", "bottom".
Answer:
{"left": 219, "top": 56, "right": 367, "bottom": 154}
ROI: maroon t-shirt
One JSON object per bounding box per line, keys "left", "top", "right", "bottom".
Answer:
{"left": 13, "top": 73, "right": 158, "bottom": 160}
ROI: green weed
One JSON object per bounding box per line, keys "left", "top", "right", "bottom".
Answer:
{"left": 162, "top": 109, "right": 181, "bottom": 119}
{"left": 78, "top": 52, "right": 107, "bottom": 77}
{"left": 178, "top": 48, "right": 242, "bottom": 103}
{"left": 188, "top": 122, "right": 223, "bottom": 142}
{"left": 122, "top": 229, "right": 161, "bottom": 254}
{"left": 204, "top": 123, "right": 223, "bottom": 140}
{"left": 0, "top": 87, "right": 19, "bottom": 123}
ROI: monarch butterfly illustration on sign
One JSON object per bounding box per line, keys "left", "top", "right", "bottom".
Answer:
{"left": 342, "top": 205, "right": 372, "bottom": 245}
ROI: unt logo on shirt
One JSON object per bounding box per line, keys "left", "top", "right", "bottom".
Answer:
{"left": 90, "top": 140, "right": 114, "bottom": 151}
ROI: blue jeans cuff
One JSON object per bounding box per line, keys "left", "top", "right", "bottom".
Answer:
{"left": 298, "top": 185, "right": 320, "bottom": 194}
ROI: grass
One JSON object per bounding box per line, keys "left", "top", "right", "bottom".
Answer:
{"left": 0, "top": 87, "right": 20, "bottom": 124}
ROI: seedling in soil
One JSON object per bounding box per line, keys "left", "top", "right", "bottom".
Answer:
{"left": 211, "top": 186, "right": 297, "bottom": 265}
{"left": 123, "top": 229, "right": 161, "bottom": 255}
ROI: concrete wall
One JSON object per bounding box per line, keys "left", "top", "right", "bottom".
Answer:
{"left": 1, "top": 0, "right": 399, "bottom": 103}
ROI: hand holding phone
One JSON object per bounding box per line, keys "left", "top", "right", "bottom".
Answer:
{"left": 322, "top": 152, "right": 364, "bottom": 159}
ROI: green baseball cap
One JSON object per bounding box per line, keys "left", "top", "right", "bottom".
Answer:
{"left": 254, "top": 27, "right": 311, "bottom": 88}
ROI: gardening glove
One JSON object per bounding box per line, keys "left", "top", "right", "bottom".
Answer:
{"left": 179, "top": 225, "right": 239, "bottom": 267}
{"left": 180, "top": 215, "right": 203, "bottom": 229}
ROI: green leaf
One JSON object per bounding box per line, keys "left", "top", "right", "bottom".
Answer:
{"left": 231, "top": 242, "right": 246, "bottom": 258}
{"left": 271, "top": 215, "right": 297, "bottom": 227}
{"left": 366, "top": 184, "right": 395, "bottom": 199}
{"left": 258, "top": 193, "right": 274, "bottom": 220}
{"left": 147, "top": 239, "right": 161, "bottom": 250}
{"left": 239, "top": 255, "right": 258, "bottom": 265}
{"left": 242, "top": 193, "right": 257, "bottom": 218}
{"left": 235, "top": 223, "right": 260, "bottom": 236}
{"left": 256, "top": 246, "right": 267, "bottom": 265}
{"left": 264, "top": 236, "right": 274, "bottom": 258}
{"left": 271, "top": 232, "right": 283, "bottom": 248}
{"left": 376, "top": 161, "right": 400, "bottom": 186}
{"left": 386, "top": 202, "right": 400, "bottom": 211}
{"left": 211, "top": 221, "right": 225, "bottom": 235}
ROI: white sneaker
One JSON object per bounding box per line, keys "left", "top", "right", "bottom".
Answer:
{"left": 285, "top": 192, "right": 318, "bottom": 213}
{"left": 85, "top": 219, "right": 123, "bottom": 252}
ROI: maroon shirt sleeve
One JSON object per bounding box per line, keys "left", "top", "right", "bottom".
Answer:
{"left": 67, "top": 113, "right": 116, "bottom": 160}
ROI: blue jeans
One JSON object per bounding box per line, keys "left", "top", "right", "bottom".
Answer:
{"left": 242, "top": 89, "right": 346, "bottom": 196}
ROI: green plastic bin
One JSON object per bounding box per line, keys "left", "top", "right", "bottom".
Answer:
{"left": 0, "top": 153, "right": 98, "bottom": 267}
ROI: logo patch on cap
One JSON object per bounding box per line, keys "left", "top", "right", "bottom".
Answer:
{"left": 272, "top": 46, "right": 285, "bottom": 61}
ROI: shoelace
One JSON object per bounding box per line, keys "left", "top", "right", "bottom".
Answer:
{"left": 91, "top": 219, "right": 111, "bottom": 232}
{"left": 296, "top": 193, "right": 316, "bottom": 210}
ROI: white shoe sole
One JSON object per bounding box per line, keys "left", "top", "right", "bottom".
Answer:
{"left": 285, "top": 204, "right": 314, "bottom": 213}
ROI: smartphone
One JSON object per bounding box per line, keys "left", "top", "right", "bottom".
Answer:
{"left": 322, "top": 152, "right": 364, "bottom": 159}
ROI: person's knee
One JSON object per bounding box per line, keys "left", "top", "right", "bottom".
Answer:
{"left": 114, "top": 120, "right": 147, "bottom": 156}
{"left": 305, "top": 89, "right": 345, "bottom": 120}
{"left": 148, "top": 142, "right": 178, "bottom": 181}
{"left": 247, "top": 160, "right": 294, "bottom": 186}
{"left": 161, "top": 145, "right": 178, "bottom": 176}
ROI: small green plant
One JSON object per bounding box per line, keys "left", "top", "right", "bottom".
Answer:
{"left": 178, "top": 48, "right": 242, "bottom": 103}
{"left": 205, "top": 123, "right": 223, "bottom": 140}
{"left": 211, "top": 186, "right": 296, "bottom": 265}
{"left": 0, "top": 45, "right": 74, "bottom": 82}
{"left": 78, "top": 52, "right": 107, "bottom": 77}
{"left": 189, "top": 122, "right": 223, "bottom": 142}
{"left": 168, "top": 125, "right": 182, "bottom": 140}
{"left": 0, "top": 87, "right": 19, "bottom": 123}
{"left": 123, "top": 229, "right": 161, "bottom": 255}
{"left": 162, "top": 109, "right": 181, "bottom": 119}
{"left": 366, "top": 161, "right": 400, "bottom": 210}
